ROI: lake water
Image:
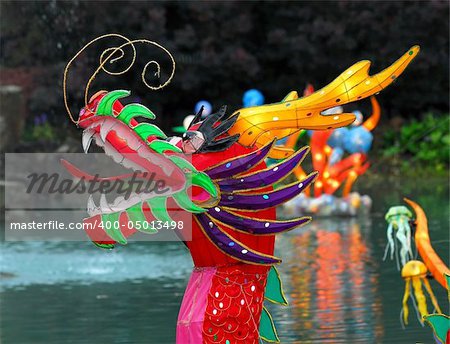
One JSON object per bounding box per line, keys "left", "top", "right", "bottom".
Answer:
{"left": 1, "top": 176, "right": 448, "bottom": 343}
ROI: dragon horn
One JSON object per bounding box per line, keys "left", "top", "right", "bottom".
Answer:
{"left": 229, "top": 46, "right": 420, "bottom": 148}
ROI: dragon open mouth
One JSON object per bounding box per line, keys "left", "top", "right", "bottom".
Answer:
{"left": 62, "top": 158, "right": 178, "bottom": 217}
{"left": 64, "top": 115, "right": 188, "bottom": 216}
{"left": 62, "top": 90, "right": 219, "bottom": 245}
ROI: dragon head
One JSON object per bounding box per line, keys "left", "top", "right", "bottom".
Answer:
{"left": 66, "top": 90, "right": 219, "bottom": 247}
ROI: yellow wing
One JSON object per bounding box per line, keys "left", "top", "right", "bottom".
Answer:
{"left": 228, "top": 46, "right": 419, "bottom": 158}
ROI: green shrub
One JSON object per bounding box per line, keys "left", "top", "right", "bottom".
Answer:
{"left": 380, "top": 113, "right": 449, "bottom": 172}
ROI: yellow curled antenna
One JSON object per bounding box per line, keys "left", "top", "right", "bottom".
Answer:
{"left": 63, "top": 33, "right": 176, "bottom": 124}
{"left": 228, "top": 46, "right": 420, "bottom": 158}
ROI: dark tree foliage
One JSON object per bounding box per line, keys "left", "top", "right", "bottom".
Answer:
{"left": 1, "top": 0, "right": 448, "bottom": 134}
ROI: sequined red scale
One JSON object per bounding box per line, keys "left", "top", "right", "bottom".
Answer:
{"left": 202, "top": 265, "right": 269, "bottom": 344}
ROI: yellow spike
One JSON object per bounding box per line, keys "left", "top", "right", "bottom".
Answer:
{"left": 254, "top": 128, "right": 300, "bottom": 158}
{"left": 402, "top": 278, "right": 411, "bottom": 324}
{"left": 282, "top": 90, "right": 299, "bottom": 102}
{"left": 268, "top": 146, "right": 295, "bottom": 160}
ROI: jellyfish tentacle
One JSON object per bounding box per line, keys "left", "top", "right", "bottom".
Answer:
{"left": 397, "top": 217, "right": 413, "bottom": 263}
{"left": 403, "top": 220, "right": 413, "bottom": 259}
{"left": 409, "top": 290, "right": 426, "bottom": 326}
{"left": 402, "top": 278, "right": 411, "bottom": 324}
{"left": 399, "top": 308, "right": 406, "bottom": 330}
{"left": 422, "top": 278, "right": 442, "bottom": 313}
{"left": 412, "top": 277, "right": 428, "bottom": 321}
{"left": 394, "top": 238, "right": 401, "bottom": 271}
{"left": 385, "top": 206, "right": 414, "bottom": 269}
{"left": 386, "top": 222, "right": 395, "bottom": 260}
{"left": 383, "top": 241, "right": 391, "bottom": 261}
{"left": 396, "top": 229, "right": 408, "bottom": 266}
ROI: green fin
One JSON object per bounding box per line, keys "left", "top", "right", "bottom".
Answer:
{"left": 149, "top": 140, "right": 182, "bottom": 153}
{"left": 192, "top": 172, "right": 218, "bottom": 198}
{"left": 259, "top": 306, "right": 280, "bottom": 343}
{"left": 265, "top": 266, "right": 288, "bottom": 305}
{"left": 126, "top": 203, "right": 158, "bottom": 234}
{"left": 117, "top": 103, "right": 156, "bottom": 124}
{"left": 173, "top": 190, "right": 205, "bottom": 213}
{"left": 101, "top": 212, "right": 127, "bottom": 244}
{"left": 172, "top": 126, "right": 186, "bottom": 133}
{"left": 96, "top": 90, "right": 130, "bottom": 116}
{"left": 134, "top": 123, "right": 166, "bottom": 141}
{"left": 423, "top": 273, "right": 450, "bottom": 344}
{"left": 168, "top": 156, "right": 217, "bottom": 198}
{"left": 146, "top": 197, "right": 172, "bottom": 222}
{"left": 423, "top": 314, "right": 449, "bottom": 344}
{"left": 93, "top": 242, "right": 115, "bottom": 250}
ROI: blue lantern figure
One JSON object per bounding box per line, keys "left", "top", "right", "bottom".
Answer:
{"left": 194, "top": 100, "right": 212, "bottom": 118}
{"left": 243, "top": 89, "right": 264, "bottom": 107}
{"left": 327, "top": 127, "right": 349, "bottom": 148}
{"left": 329, "top": 147, "right": 344, "bottom": 166}
{"left": 343, "top": 126, "right": 373, "bottom": 154}
{"left": 351, "top": 110, "right": 364, "bottom": 126}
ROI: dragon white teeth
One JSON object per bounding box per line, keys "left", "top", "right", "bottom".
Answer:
{"left": 93, "top": 134, "right": 104, "bottom": 148}
{"left": 100, "top": 193, "right": 113, "bottom": 212}
{"left": 86, "top": 193, "right": 141, "bottom": 215}
{"left": 121, "top": 157, "right": 143, "bottom": 173}
{"left": 108, "top": 196, "right": 127, "bottom": 212}
{"left": 110, "top": 196, "right": 125, "bottom": 210}
{"left": 87, "top": 195, "right": 100, "bottom": 216}
{"left": 82, "top": 129, "right": 95, "bottom": 154}
{"left": 103, "top": 140, "right": 124, "bottom": 164}
{"left": 100, "top": 119, "right": 116, "bottom": 142}
{"left": 86, "top": 122, "right": 100, "bottom": 131}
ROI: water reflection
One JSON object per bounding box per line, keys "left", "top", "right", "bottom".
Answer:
{"left": 274, "top": 218, "right": 383, "bottom": 343}
{"left": 1, "top": 177, "right": 448, "bottom": 343}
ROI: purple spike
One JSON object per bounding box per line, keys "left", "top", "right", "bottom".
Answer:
{"left": 218, "top": 146, "right": 309, "bottom": 191}
{"left": 208, "top": 208, "right": 310, "bottom": 234}
{"left": 219, "top": 172, "right": 317, "bottom": 210}
{"left": 196, "top": 213, "right": 281, "bottom": 265}
{"left": 204, "top": 141, "right": 273, "bottom": 180}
